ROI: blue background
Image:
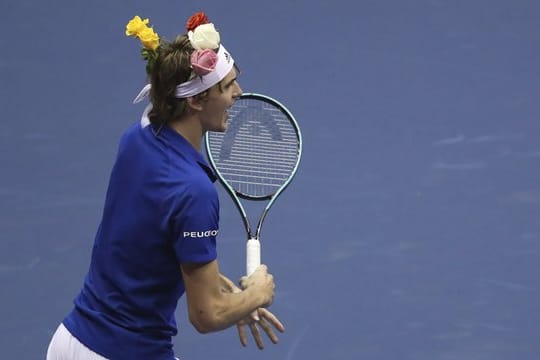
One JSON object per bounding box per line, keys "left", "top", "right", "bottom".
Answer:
{"left": 1, "top": 0, "right": 539, "bottom": 359}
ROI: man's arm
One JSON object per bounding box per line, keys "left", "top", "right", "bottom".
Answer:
{"left": 219, "top": 273, "right": 241, "bottom": 294}
{"left": 180, "top": 259, "right": 274, "bottom": 333}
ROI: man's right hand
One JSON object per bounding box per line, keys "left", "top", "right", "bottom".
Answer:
{"left": 240, "top": 264, "right": 275, "bottom": 307}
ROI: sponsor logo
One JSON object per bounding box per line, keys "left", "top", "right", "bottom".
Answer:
{"left": 183, "top": 230, "right": 219, "bottom": 238}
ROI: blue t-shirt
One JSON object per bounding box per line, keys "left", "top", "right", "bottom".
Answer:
{"left": 63, "top": 121, "right": 219, "bottom": 359}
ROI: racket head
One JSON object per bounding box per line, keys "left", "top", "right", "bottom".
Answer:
{"left": 205, "top": 93, "right": 302, "bottom": 201}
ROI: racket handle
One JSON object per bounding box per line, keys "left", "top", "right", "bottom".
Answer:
{"left": 246, "top": 238, "right": 261, "bottom": 321}
{"left": 246, "top": 238, "right": 261, "bottom": 276}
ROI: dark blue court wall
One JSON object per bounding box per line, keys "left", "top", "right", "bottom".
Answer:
{"left": 1, "top": 0, "right": 539, "bottom": 359}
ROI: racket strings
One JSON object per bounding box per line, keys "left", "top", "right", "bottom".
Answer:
{"left": 207, "top": 99, "right": 300, "bottom": 197}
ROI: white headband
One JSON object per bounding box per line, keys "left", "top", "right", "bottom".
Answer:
{"left": 176, "top": 45, "right": 234, "bottom": 98}
{"left": 133, "top": 44, "right": 234, "bottom": 104}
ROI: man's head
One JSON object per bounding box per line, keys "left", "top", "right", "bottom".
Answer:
{"left": 126, "top": 13, "right": 241, "bottom": 127}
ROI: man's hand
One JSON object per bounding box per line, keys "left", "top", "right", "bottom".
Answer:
{"left": 236, "top": 308, "right": 285, "bottom": 349}
{"left": 239, "top": 265, "right": 275, "bottom": 307}
{"left": 219, "top": 272, "right": 285, "bottom": 349}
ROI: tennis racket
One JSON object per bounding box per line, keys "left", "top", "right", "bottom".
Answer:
{"left": 205, "top": 93, "right": 302, "bottom": 278}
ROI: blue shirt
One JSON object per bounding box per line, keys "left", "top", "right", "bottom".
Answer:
{"left": 63, "top": 121, "right": 219, "bottom": 359}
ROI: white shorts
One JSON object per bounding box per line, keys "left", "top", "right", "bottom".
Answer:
{"left": 46, "top": 323, "right": 108, "bottom": 359}
{"left": 46, "top": 323, "right": 181, "bottom": 360}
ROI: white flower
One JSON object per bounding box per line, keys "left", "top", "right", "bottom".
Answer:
{"left": 188, "top": 23, "right": 220, "bottom": 50}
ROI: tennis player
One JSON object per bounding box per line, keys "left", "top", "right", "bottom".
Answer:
{"left": 46, "top": 12, "right": 284, "bottom": 360}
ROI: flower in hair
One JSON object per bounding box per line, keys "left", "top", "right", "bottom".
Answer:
{"left": 125, "top": 16, "right": 149, "bottom": 37}
{"left": 188, "top": 23, "right": 220, "bottom": 50}
{"left": 138, "top": 27, "right": 159, "bottom": 51}
{"left": 125, "top": 16, "right": 160, "bottom": 51}
{"left": 126, "top": 16, "right": 160, "bottom": 74}
{"left": 186, "top": 12, "right": 209, "bottom": 32}
{"left": 191, "top": 49, "right": 218, "bottom": 76}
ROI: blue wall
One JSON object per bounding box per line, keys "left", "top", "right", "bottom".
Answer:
{"left": 1, "top": 1, "right": 539, "bottom": 358}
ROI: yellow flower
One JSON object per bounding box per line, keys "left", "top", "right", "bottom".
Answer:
{"left": 125, "top": 15, "right": 149, "bottom": 37}
{"left": 138, "top": 27, "right": 160, "bottom": 50}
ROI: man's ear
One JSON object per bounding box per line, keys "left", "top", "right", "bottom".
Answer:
{"left": 186, "top": 96, "right": 204, "bottom": 112}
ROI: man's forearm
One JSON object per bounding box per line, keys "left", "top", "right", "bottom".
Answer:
{"left": 182, "top": 261, "right": 267, "bottom": 333}
{"left": 219, "top": 273, "right": 239, "bottom": 293}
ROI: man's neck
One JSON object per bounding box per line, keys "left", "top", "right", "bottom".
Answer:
{"left": 170, "top": 117, "right": 204, "bottom": 151}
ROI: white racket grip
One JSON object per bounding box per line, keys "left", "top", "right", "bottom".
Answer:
{"left": 246, "top": 238, "right": 261, "bottom": 321}
{"left": 246, "top": 238, "right": 261, "bottom": 276}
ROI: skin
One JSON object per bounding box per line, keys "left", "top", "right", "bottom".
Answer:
{"left": 171, "top": 67, "right": 242, "bottom": 151}
{"left": 174, "top": 68, "right": 285, "bottom": 348}
{"left": 221, "top": 273, "right": 285, "bottom": 349}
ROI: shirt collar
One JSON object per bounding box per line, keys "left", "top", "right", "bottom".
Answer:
{"left": 154, "top": 124, "right": 217, "bottom": 183}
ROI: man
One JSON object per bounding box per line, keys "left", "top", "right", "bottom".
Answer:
{"left": 47, "top": 12, "right": 284, "bottom": 360}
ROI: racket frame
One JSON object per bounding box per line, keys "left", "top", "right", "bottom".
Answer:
{"left": 204, "top": 92, "right": 302, "bottom": 276}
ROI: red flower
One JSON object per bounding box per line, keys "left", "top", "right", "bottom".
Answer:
{"left": 186, "top": 12, "right": 209, "bottom": 32}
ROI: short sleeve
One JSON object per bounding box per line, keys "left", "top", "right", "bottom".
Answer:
{"left": 171, "top": 181, "right": 219, "bottom": 264}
